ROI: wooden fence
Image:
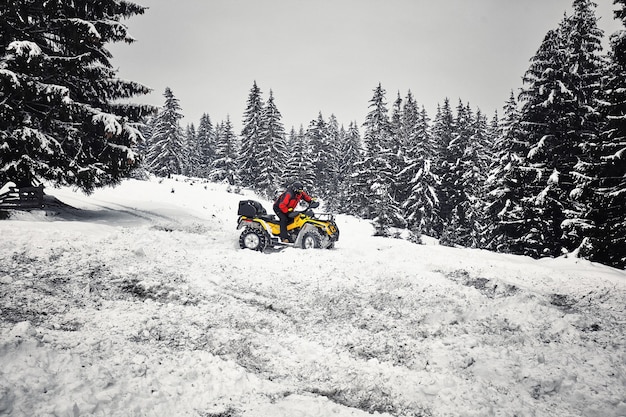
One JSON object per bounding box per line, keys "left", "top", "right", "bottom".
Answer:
{"left": 0, "top": 184, "right": 45, "bottom": 210}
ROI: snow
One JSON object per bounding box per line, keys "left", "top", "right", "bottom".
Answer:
{"left": 67, "top": 18, "right": 101, "bottom": 41}
{"left": 0, "top": 182, "right": 15, "bottom": 195}
{"left": 16, "top": 127, "right": 59, "bottom": 155}
{"left": 527, "top": 139, "right": 543, "bottom": 160}
{"left": 7, "top": 41, "right": 42, "bottom": 61}
{"left": 0, "top": 176, "right": 625, "bottom": 417}
{"left": 0, "top": 69, "right": 20, "bottom": 88}
{"left": 92, "top": 112, "right": 122, "bottom": 136}
{"left": 548, "top": 169, "right": 559, "bottom": 185}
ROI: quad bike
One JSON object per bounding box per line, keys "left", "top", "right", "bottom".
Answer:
{"left": 236, "top": 199, "right": 340, "bottom": 251}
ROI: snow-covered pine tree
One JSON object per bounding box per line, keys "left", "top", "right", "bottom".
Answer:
{"left": 0, "top": 0, "right": 155, "bottom": 192}
{"left": 210, "top": 117, "right": 239, "bottom": 186}
{"left": 336, "top": 122, "right": 362, "bottom": 214}
{"left": 464, "top": 108, "right": 493, "bottom": 248}
{"left": 399, "top": 92, "right": 440, "bottom": 239}
{"left": 418, "top": 105, "right": 441, "bottom": 236}
{"left": 359, "top": 83, "right": 404, "bottom": 234}
{"left": 559, "top": 0, "right": 606, "bottom": 252}
{"left": 351, "top": 123, "right": 378, "bottom": 217}
{"left": 371, "top": 182, "right": 403, "bottom": 237}
{"left": 256, "top": 90, "right": 287, "bottom": 197}
{"left": 136, "top": 114, "right": 155, "bottom": 161}
{"left": 395, "top": 90, "right": 419, "bottom": 204}
{"left": 306, "top": 112, "right": 333, "bottom": 199}
{"left": 518, "top": 0, "right": 605, "bottom": 257}
{"left": 483, "top": 92, "right": 535, "bottom": 253}
{"left": 342, "top": 122, "right": 363, "bottom": 176}
{"left": 439, "top": 100, "right": 475, "bottom": 247}
{"left": 126, "top": 114, "right": 154, "bottom": 180}
{"left": 196, "top": 113, "right": 216, "bottom": 178}
{"left": 574, "top": 0, "right": 626, "bottom": 268}
{"left": 516, "top": 28, "right": 569, "bottom": 258}
{"left": 183, "top": 123, "right": 200, "bottom": 177}
{"left": 145, "top": 88, "right": 185, "bottom": 178}
{"left": 324, "top": 114, "right": 342, "bottom": 207}
{"left": 238, "top": 81, "right": 265, "bottom": 189}
{"left": 388, "top": 92, "right": 407, "bottom": 203}
{"left": 283, "top": 126, "right": 315, "bottom": 191}
{"left": 430, "top": 99, "right": 455, "bottom": 236}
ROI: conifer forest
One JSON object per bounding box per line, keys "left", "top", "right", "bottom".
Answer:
{"left": 1, "top": 0, "right": 625, "bottom": 269}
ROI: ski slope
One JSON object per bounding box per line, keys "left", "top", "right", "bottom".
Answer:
{"left": 0, "top": 176, "right": 624, "bottom": 417}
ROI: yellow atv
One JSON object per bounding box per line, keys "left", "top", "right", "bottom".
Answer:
{"left": 237, "top": 199, "right": 339, "bottom": 251}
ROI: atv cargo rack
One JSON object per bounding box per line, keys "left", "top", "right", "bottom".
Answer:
{"left": 237, "top": 200, "right": 266, "bottom": 217}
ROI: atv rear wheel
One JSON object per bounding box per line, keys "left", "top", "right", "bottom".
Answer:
{"left": 301, "top": 230, "right": 322, "bottom": 249}
{"left": 239, "top": 228, "right": 267, "bottom": 251}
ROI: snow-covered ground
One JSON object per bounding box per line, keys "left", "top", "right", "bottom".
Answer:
{"left": 0, "top": 176, "right": 624, "bottom": 417}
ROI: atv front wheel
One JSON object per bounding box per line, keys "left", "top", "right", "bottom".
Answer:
{"left": 239, "top": 228, "right": 267, "bottom": 251}
{"left": 301, "top": 230, "right": 322, "bottom": 249}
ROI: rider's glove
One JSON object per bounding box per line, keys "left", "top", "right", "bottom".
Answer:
{"left": 287, "top": 208, "right": 293, "bottom": 212}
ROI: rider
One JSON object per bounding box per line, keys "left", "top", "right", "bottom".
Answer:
{"left": 273, "top": 181, "right": 315, "bottom": 243}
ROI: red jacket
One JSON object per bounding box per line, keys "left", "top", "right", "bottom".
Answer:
{"left": 275, "top": 189, "right": 312, "bottom": 214}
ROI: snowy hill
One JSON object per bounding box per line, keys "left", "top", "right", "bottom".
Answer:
{"left": 0, "top": 176, "right": 624, "bottom": 417}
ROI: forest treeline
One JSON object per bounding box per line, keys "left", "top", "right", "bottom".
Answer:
{"left": 141, "top": 0, "right": 626, "bottom": 268}
{"left": 1, "top": 0, "right": 624, "bottom": 268}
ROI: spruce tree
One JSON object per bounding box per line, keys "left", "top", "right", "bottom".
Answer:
{"left": 517, "top": 28, "right": 568, "bottom": 257}
{"left": 519, "top": 0, "right": 605, "bottom": 257}
{"left": 145, "top": 88, "right": 185, "bottom": 178}
{"left": 306, "top": 112, "right": 331, "bottom": 198}
{"left": 395, "top": 90, "right": 420, "bottom": 205}
{"left": 371, "top": 182, "right": 403, "bottom": 237}
{"left": 560, "top": 0, "right": 606, "bottom": 251}
{"left": 283, "top": 126, "right": 315, "bottom": 191}
{"left": 400, "top": 93, "right": 440, "bottom": 238}
{"left": 210, "top": 117, "right": 239, "bottom": 186}
{"left": 418, "top": 105, "right": 441, "bottom": 236}
{"left": 0, "top": 0, "right": 154, "bottom": 192}
{"left": 430, "top": 99, "right": 455, "bottom": 235}
{"left": 464, "top": 108, "right": 492, "bottom": 248}
{"left": 238, "top": 81, "right": 265, "bottom": 188}
{"left": 196, "top": 113, "right": 215, "bottom": 178}
{"left": 439, "top": 101, "right": 479, "bottom": 247}
{"left": 324, "top": 114, "right": 342, "bottom": 206}
{"left": 336, "top": 122, "right": 362, "bottom": 214}
{"left": 136, "top": 115, "right": 155, "bottom": 161}
{"left": 257, "top": 89, "right": 287, "bottom": 197}
{"left": 484, "top": 92, "right": 534, "bottom": 253}
{"left": 183, "top": 123, "right": 199, "bottom": 177}
{"left": 388, "top": 92, "right": 406, "bottom": 203}
{"left": 359, "top": 83, "right": 404, "bottom": 234}
{"left": 575, "top": 0, "right": 626, "bottom": 268}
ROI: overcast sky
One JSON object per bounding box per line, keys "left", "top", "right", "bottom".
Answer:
{"left": 109, "top": 0, "right": 623, "bottom": 132}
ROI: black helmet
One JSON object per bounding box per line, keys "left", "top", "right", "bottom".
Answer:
{"left": 291, "top": 181, "right": 304, "bottom": 193}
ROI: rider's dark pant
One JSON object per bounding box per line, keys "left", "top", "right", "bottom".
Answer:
{"left": 273, "top": 205, "right": 290, "bottom": 241}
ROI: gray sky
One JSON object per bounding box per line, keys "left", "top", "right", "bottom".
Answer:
{"left": 109, "top": 0, "right": 623, "bottom": 132}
